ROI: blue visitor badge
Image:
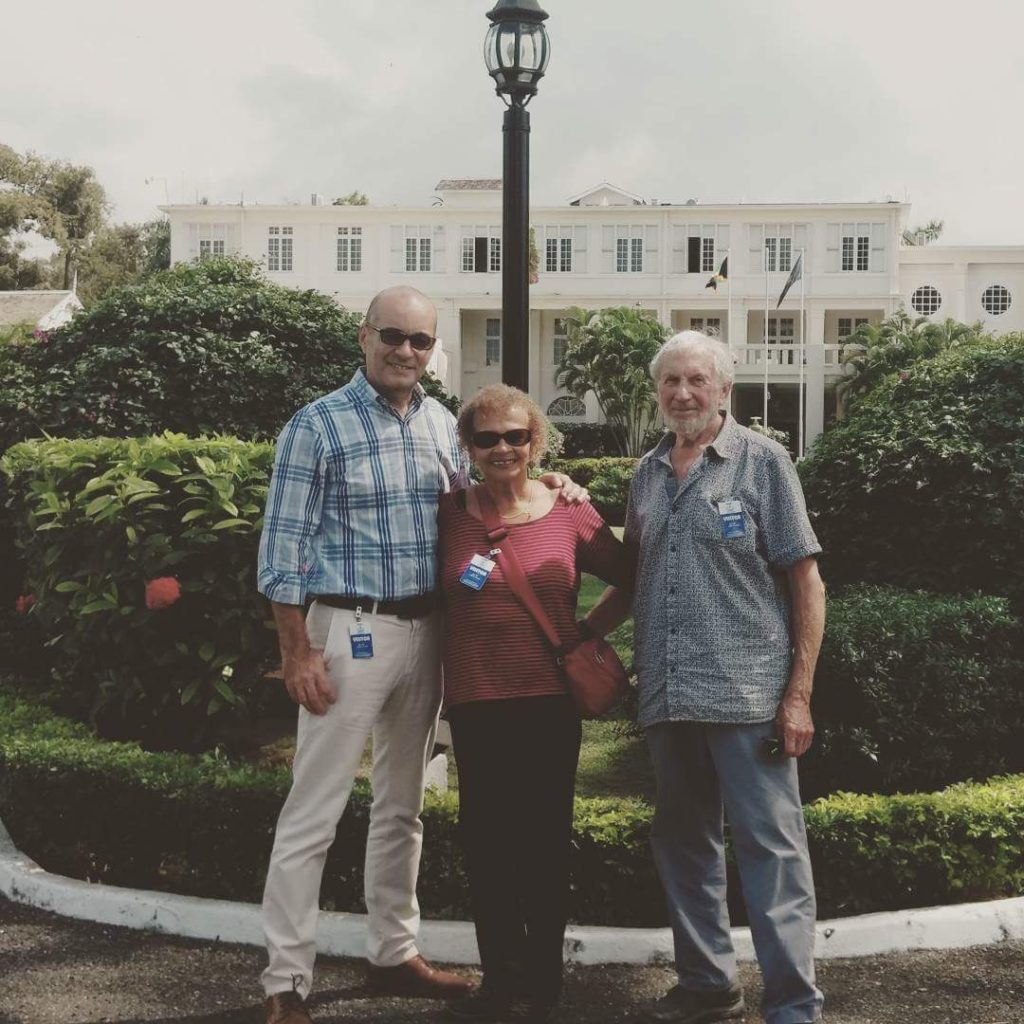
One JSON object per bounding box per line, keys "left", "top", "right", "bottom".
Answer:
{"left": 460, "top": 553, "right": 496, "bottom": 591}
{"left": 349, "top": 608, "right": 374, "bottom": 658}
{"left": 717, "top": 499, "right": 746, "bottom": 539}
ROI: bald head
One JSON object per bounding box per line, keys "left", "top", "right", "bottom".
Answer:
{"left": 364, "top": 286, "right": 437, "bottom": 335}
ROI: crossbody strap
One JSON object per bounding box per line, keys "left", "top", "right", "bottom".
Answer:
{"left": 476, "top": 486, "right": 565, "bottom": 652}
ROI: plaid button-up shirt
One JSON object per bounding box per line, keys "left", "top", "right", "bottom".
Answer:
{"left": 626, "top": 415, "right": 821, "bottom": 726}
{"left": 257, "top": 369, "right": 467, "bottom": 605}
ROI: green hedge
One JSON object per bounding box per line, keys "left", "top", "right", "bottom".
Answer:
{"left": 801, "top": 586, "right": 1024, "bottom": 800}
{"left": 2, "top": 693, "right": 1021, "bottom": 926}
{"left": 1, "top": 435, "right": 279, "bottom": 748}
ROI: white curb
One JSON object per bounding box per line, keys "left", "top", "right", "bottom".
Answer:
{"left": 2, "top": 815, "right": 1023, "bottom": 964}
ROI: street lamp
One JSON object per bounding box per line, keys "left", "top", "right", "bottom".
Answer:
{"left": 484, "top": 0, "right": 550, "bottom": 393}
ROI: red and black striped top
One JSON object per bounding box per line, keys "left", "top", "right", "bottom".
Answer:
{"left": 438, "top": 489, "right": 633, "bottom": 708}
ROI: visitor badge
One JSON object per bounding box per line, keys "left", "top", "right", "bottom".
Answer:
{"left": 349, "top": 608, "right": 374, "bottom": 658}
{"left": 716, "top": 499, "right": 746, "bottom": 539}
{"left": 460, "top": 553, "right": 496, "bottom": 591}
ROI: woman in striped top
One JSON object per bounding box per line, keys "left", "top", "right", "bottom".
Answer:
{"left": 438, "top": 385, "right": 633, "bottom": 1023}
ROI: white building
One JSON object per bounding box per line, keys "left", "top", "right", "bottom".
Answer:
{"left": 164, "top": 182, "right": 1024, "bottom": 448}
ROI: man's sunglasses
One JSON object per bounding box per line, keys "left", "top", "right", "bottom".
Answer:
{"left": 471, "top": 429, "right": 532, "bottom": 449}
{"left": 366, "top": 323, "right": 437, "bottom": 351}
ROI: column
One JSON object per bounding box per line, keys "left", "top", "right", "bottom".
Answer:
{"left": 528, "top": 308, "right": 542, "bottom": 403}
{"left": 804, "top": 306, "right": 826, "bottom": 449}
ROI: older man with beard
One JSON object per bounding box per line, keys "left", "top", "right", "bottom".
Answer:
{"left": 586, "top": 332, "right": 826, "bottom": 1024}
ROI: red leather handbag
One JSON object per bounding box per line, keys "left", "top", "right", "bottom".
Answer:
{"left": 476, "top": 488, "right": 630, "bottom": 719}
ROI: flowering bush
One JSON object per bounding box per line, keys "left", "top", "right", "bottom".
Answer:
{"left": 1, "top": 434, "right": 279, "bottom": 749}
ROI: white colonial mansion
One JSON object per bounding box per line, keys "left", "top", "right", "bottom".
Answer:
{"left": 165, "top": 180, "right": 1024, "bottom": 448}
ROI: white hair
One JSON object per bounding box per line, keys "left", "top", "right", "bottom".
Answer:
{"left": 649, "top": 330, "right": 736, "bottom": 385}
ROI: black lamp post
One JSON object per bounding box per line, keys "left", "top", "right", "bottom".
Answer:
{"left": 484, "top": 0, "right": 550, "bottom": 393}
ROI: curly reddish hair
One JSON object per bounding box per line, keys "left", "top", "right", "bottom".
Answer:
{"left": 456, "top": 384, "right": 549, "bottom": 467}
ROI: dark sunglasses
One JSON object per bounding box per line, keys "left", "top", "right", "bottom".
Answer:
{"left": 471, "top": 429, "right": 532, "bottom": 449}
{"left": 366, "top": 323, "right": 436, "bottom": 351}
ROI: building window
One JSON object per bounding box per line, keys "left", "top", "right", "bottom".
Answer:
{"left": 268, "top": 226, "right": 293, "bottom": 272}
{"left": 461, "top": 231, "right": 500, "bottom": 273}
{"left": 686, "top": 232, "right": 716, "bottom": 273}
{"left": 547, "top": 395, "right": 586, "bottom": 417}
{"left": 545, "top": 235, "right": 573, "bottom": 273}
{"left": 616, "top": 229, "right": 644, "bottom": 272}
{"left": 552, "top": 318, "right": 569, "bottom": 365}
{"left": 690, "top": 317, "right": 722, "bottom": 336}
{"left": 336, "top": 227, "right": 362, "bottom": 272}
{"left": 837, "top": 317, "right": 869, "bottom": 340}
{"left": 405, "top": 228, "right": 432, "bottom": 272}
{"left": 485, "top": 317, "right": 501, "bottom": 366}
{"left": 766, "top": 317, "right": 795, "bottom": 344}
{"left": 911, "top": 285, "right": 940, "bottom": 315}
{"left": 764, "top": 233, "right": 794, "bottom": 272}
{"left": 982, "top": 285, "right": 1011, "bottom": 315}
{"left": 197, "top": 224, "right": 227, "bottom": 259}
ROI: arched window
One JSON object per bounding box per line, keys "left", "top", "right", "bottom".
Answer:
{"left": 911, "top": 285, "right": 941, "bottom": 315}
{"left": 547, "top": 395, "right": 586, "bottom": 418}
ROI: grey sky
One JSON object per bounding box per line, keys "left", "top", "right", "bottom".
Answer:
{"left": 3, "top": 0, "right": 1022, "bottom": 244}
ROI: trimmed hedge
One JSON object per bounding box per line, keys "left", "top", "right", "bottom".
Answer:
{"left": 2, "top": 692, "right": 1022, "bottom": 926}
{"left": 802, "top": 586, "right": 1024, "bottom": 800}
{"left": 1, "top": 435, "right": 279, "bottom": 748}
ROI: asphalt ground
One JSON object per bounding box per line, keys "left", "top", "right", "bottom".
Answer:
{"left": 1, "top": 896, "right": 1022, "bottom": 1024}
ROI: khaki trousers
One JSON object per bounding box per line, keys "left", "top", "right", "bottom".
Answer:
{"left": 261, "top": 602, "right": 442, "bottom": 997}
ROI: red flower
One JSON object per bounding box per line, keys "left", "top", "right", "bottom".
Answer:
{"left": 145, "top": 576, "right": 181, "bottom": 610}
{"left": 15, "top": 594, "right": 36, "bottom": 614}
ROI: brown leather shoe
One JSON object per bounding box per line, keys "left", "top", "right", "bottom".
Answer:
{"left": 265, "top": 990, "right": 313, "bottom": 1024}
{"left": 367, "top": 954, "right": 475, "bottom": 999}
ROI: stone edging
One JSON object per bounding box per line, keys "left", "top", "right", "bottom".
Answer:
{"left": 2, "top": 815, "right": 1023, "bottom": 964}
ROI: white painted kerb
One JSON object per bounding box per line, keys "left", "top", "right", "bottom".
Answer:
{"left": 2, "top": 816, "right": 1022, "bottom": 964}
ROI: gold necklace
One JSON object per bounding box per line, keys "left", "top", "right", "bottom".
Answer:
{"left": 498, "top": 494, "right": 533, "bottom": 522}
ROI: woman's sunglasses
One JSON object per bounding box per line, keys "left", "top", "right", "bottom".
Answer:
{"left": 471, "top": 429, "right": 532, "bottom": 449}
{"left": 366, "top": 323, "right": 436, "bottom": 352}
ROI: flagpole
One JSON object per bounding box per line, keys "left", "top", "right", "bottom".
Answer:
{"left": 726, "top": 248, "right": 732, "bottom": 347}
{"left": 763, "top": 240, "right": 770, "bottom": 426}
{"left": 798, "top": 247, "right": 806, "bottom": 459}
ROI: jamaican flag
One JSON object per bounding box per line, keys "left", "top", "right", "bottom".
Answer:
{"left": 704, "top": 256, "right": 728, "bottom": 290}
{"left": 775, "top": 253, "right": 803, "bottom": 308}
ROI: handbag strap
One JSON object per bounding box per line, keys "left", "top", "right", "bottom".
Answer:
{"left": 475, "top": 486, "right": 565, "bottom": 653}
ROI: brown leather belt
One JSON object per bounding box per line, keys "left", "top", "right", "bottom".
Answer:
{"left": 313, "top": 593, "right": 437, "bottom": 619}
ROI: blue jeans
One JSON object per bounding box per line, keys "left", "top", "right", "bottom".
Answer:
{"left": 645, "top": 720, "right": 823, "bottom": 1024}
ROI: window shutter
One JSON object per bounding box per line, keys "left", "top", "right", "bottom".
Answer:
{"left": 671, "top": 225, "right": 686, "bottom": 274}
{"left": 870, "top": 223, "right": 886, "bottom": 271}
{"left": 826, "top": 224, "right": 840, "bottom": 272}
{"left": 432, "top": 225, "right": 446, "bottom": 272}
{"left": 390, "top": 225, "right": 405, "bottom": 272}
{"left": 601, "top": 225, "right": 615, "bottom": 273}
{"left": 748, "top": 224, "right": 764, "bottom": 273}
{"left": 573, "top": 225, "right": 587, "bottom": 273}
{"left": 644, "top": 224, "right": 658, "bottom": 274}
{"left": 687, "top": 236, "right": 702, "bottom": 274}
{"left": 794, "top": 223, "right": 807, "bottom": 250}
{"left": 716, "top": 224, "right": 730, "bottom": 262}
{"left": 186, "top": 223, "right": 199, "bottom": 260}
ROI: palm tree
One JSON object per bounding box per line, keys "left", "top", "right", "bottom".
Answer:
{"left": 836, "top": 310, "right": 983, "bottom": 415}
{"left": 901, "top": 219, "right": 945, "bottom": 246}
{"left": 555, "top": 306, "right": 666, "bottom": 455}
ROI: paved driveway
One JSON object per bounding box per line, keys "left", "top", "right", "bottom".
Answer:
{"left": 1, "top": 897, "right": 1022, "bottom": 1024}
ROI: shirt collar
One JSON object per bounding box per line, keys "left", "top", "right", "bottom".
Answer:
{"left": 653, "top": 412, "right": 739, "bottom": 467}
{"left": 349, "top": 368, "right": 425, "bottom": 415}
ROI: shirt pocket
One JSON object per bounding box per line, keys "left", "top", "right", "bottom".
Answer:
{"left": 692, "top": 495, "right": 757, "bottom": 549}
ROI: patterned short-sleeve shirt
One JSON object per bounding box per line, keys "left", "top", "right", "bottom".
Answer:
{"left": 626, "top": 415, "right": 821, "bottom": 726}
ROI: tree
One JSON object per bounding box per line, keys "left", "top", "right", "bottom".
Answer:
{"left": 800, "top": 333, "right": 1024, "bottom": 613}
{"left": 333, "top": 191, "right": 369, "bottom": 205}
{"left": 74, "top": 218, "right": 172, "bottom": 306}
{"left": 836, "top": 309, "right": 983, "bottom": 415}
{"left": 555, "top": 306, "right": 666, "bottom": 456}
{"left": 901, "top": 219, "right": 944, "bottom": 246}
{"left": 0, "top": 144, "right": 107, "bottom": 289}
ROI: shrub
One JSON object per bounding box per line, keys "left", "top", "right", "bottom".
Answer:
{"left": 552, "top": 422, "right": 664, "bottom": 459}
{"left": 548, "top": 457, "right": 639, "bottom": 526}
{"left": 1, "top": 435, "right": 278, "bottom": 748}
{"left": 2, "top": 693, "right": 1022, "bottom": 925}
{"left": 799, "top": 334, "right": 1024, "bottom": 613}
{"left": 802, "top": 586, "right": 1024, "bottom": 800}
{"left": 0, "top": 255, "right": 454, "bottom": 452}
